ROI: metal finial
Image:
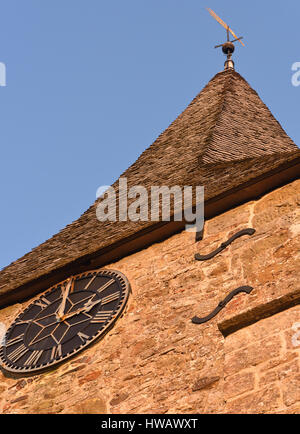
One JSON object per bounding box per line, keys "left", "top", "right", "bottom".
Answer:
{"left": 207, "top": 8, "right": 245, "bottom": 70}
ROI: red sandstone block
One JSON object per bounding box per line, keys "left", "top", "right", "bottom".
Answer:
{"left": 282, "top": 375, "right": 300, "bottom": 407}
{"left": 78, "top": 370, "right": 102, "bottom": 386}
{"left": 224, "top": 371, "right": 255, "bottom": 399}
{"left": 225, "top": 335, "right": 282, "bottom": 376}
{"left": 225, "top": 385, "right": 281, "bottom": 414}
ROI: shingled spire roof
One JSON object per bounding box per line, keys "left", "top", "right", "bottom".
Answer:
{"left": 1, "top": 69, "right": 299, "bottom": 305}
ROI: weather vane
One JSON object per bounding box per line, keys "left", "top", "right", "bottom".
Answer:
{"left": 207, "top": 8, "right": 245, "bottom": 70}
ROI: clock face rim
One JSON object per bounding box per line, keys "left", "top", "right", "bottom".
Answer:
{"left": 0, "top": 268, "right": 131, "bottom": 374}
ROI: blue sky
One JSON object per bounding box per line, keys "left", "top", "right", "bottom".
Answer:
{"left": 0, "top": 0, "right": 299, "bottom": 270}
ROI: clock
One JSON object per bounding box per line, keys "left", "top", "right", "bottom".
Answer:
{"left": 0, "top": 269, "right": 130, "bottom": 374}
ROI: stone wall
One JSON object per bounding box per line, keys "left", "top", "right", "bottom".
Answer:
{"left": 0, "top": 179, "right": 299, "bottom": 414}
{"left": 223, "top": 305, "right": 300, "bottom": 413}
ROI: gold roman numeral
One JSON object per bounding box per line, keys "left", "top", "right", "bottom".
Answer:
{"left": 6, "top": 334, "right": 24, "bottom": 348}
{"left": 84, "top": 275, "right": 97, "bottom": 290}
{"left": 101, "top": 291, "right": 119, "bottom": 305}
{"left": 96, "top": 279, "right": 115, "bottom": 294}
{"left": 90, "top": 311, "right": 113, "bottom": 324}
{"left": 35, "top": 297, "right": 51, "bottom": 309}
{"left": 78, "top": 332, "right": 89, "bottom": 343}
{"left": 51, "top": 344, "right": 62, "bottom": 360}
{"left": 25, "top": 350, "right": 43, "bottom": 366}
{"left": 8, "top": 344, "right": 28, "bottom": 363}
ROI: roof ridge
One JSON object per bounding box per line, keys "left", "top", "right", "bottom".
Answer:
{"left": 199, "top": 70, "right": 236, "bottom": 162}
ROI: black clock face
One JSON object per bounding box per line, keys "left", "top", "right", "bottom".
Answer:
{"left": 0, "top": 269, "right": 130, "bottom": 373}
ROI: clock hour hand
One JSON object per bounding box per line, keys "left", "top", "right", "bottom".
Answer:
{"left": 61, "top": 298, "right": 102, "bottom": 321}
{"left": 83, "top": 298, "right": 102, "bottom": 313}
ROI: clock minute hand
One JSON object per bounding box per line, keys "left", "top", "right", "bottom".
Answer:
{"left": 57, "top": 278, "right": 73, "bottom": 319}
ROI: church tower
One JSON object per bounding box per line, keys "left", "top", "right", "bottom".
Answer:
{"left": 0, "top": 29, "right": 299, "bottom": 414}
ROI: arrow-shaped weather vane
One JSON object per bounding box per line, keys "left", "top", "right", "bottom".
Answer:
{"left": 207, "top": 8, "right": 245, "bottom": 70}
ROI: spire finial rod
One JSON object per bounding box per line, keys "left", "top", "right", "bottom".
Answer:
{"left": 207, "top": 8, "right": 245, "bottom": 70}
